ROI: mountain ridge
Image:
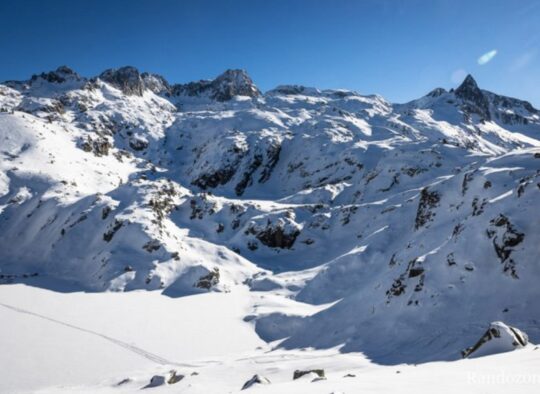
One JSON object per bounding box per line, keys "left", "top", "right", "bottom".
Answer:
{"left": 4, "top": 65, "right": 538, "bottom": 111}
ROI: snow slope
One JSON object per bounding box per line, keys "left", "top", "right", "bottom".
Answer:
{"left": 1, "top": 66, "right": 540, "bottom": 391}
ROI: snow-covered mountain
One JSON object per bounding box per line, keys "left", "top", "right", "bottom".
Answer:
{"left": 1, "top": 66, "right": 539, "bottom": 366}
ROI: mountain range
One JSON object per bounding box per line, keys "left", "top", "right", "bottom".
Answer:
{"left": 1, "top": 66, "right": 539, "bottom": 365}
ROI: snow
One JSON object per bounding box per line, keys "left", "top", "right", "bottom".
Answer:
{"left": 1, "top": 284, "right": 539, "bottom": 393}
{"left": 1, "top": 67, "right": 540, "bottom": 392}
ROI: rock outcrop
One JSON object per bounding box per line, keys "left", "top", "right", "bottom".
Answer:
{"left": 171, "top": 69, "right": 260, "bottom": 101}
{"left": 462, "top": 322, "right": 528, "bottom": 358}
{"left": 99, "top": 66, "right": 146, "bottom": 96}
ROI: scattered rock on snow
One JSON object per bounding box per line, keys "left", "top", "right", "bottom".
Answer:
{"left": 194, "top": 267, "right": 220, "bottom": 290}
{"left": 241, "top": 374, "right": 271, "bottom": 390}
{"left": 167, "top": 370, "right": 184, "bottom": 384}
{"left": 293, "top": 369, "right": 325, "bottom": 380}
{"left": 144, "top": 374, "right": 166, "bottom": 388}
{"left": 143, "top": 370, "right": 184, "bottom": 388}
{"left": 116, "top": 378, "right": 131, "bottom": 386}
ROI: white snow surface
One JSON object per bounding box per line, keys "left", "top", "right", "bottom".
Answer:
{"left": 1, "top": 284, "right": 540, "bottom": 394}
{"left": 1, "top": 67, "right": 540, "bottom": 392}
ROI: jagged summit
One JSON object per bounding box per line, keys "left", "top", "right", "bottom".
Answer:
{"left": 24, "top": 65, "right": 82, "bottom": 85}
{"left": 171, "top": 69, "right": 260, "bottom": 101}
{"left": 455, "top": 74, "right": 482, "bottom": 98}
{"left": 140, "top": 72, "right": 170, "bottom": 94}
{"left": 212, "top": 69, "right": 260, "bottom": 101}
{"left": 98, "top": 66, "right": 146, "bottom": 96}
{"left": 454, "top": 74, "right": 491, "bottom": 120}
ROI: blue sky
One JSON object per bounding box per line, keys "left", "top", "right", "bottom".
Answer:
{"left": 1, "top": 0, "right": 539, "bottom": 105}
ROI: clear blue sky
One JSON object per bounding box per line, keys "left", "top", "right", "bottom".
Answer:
{"left": 1, "top": 0, "right": 539, "bottom": 106}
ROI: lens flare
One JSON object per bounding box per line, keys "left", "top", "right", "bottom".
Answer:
{"left": 478, "top": 49, "right": 498, "bottom": 65}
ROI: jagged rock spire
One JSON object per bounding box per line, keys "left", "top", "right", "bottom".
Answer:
{"left": 455, "top": 74, "right": 481, "bottom": 98}
{"left": 455, "top": 74, "right": 490, "bottom": 120}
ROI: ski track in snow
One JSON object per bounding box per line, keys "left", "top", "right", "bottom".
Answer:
{"left": 0, "top": 302, "right": 192, "bottom": 367}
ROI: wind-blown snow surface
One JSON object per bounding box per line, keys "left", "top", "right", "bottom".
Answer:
{"left": 1, "top": 67, "right": 540, "bottom": 391}
{"left": 1, "top": 284, "right": 540, "bottom": 393}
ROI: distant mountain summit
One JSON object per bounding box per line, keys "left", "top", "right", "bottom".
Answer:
{"left": 99, "top": 66, "right": 146, "bottom": 96}
{"left": 31, "top": 65, "right": 82, "bottom": 84}
{"left": 171, "top": 69, "right": 260, "bottom": 101}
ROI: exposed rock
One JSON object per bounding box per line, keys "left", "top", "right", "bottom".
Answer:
{"left": 270, "top": 85, "right": 310, "bottom": 95}
{"left": 487, "top": 214, "right": 525, "bottom": 278}
{"left": 211, "top": 69, "right": 260, "bottom": 101}
{"left": 171, "top": 69, "right": 260, "bottom": 101}
{"left": 293, "top": 369, "right": 325, "bottom": 380}
{"left": 461, "top": 172, "right": 473, "bottom": 195}
{"left": 249, "top": 222, "right": 300, "bottom": 249}
{"left": 30, "top": 66, "right": 82, "bottom": 84}
{"left": 193, "top": 166, "right": 238, "bottom": 190}
{"left": 81, "top": 136, "right": 111, "bottom": 157}
{"left": 408, "top": 266, "right": 424, "bottom": 278}
{"left": 194, "top": 267, "right": 220, "bottom": 289}
{"left": 414, "top": 188, "right": 440, "bottom": 229}
{"left": 141, "top": 72, "right": 170, "bottom": 94}
{"left": 235, "top": 153, "right": 263, "bottom": 196}
{"left": 103, "top": 219, "right": 123, "bottom": 242}
{"left": 241, "top": 374, "right": 271, "bottom": 390}
{"left": 116, "top": 378, "right": 131, "bottom": 386}
{"left": 101, "top": 206, "right": 112, "bottom": 220}
{"left": 462, "top": 321, "right": 528, "bottom": 358}
{"left": 128, "top": 135, "right": 149, "bottom": 151}
{"left": 145, "top": 374, "right": 166, "bottom": 388}
{"left": 472, "top": 197, "right": 487, "bottom": 216}
{"left": 142, "top": 239, "right": 161, "bottom": 253}
{"left": 427, "top": 87, "right": 447, "bottom": 97}
{"left": 167, "top": 370, "right": 184, "bottom": 384}
{"left": 455, "top": 75, "right": 491, "bottom": 121}
{"left": 99, "top": 66, "right": 145, "bottom": 96}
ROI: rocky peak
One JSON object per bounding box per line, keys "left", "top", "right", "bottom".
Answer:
{"left": 455, "top": 74, "right": 490, "bottom": 120}
{"left": 30, "top": 65, "right": 82, "bottom": 84}
{"left": 141, "top": 72, "right": 170, "bottom": 95}
{"left": 99, "top": 66, "right": 145, "bottom": 96}
{"left": 427, "top": 87, "right": 447, "bottom": 98}
{"left": 171, "top": 69, "right": 260, "bottom": 101}
{"left": 456, "top": 74, "right": 479, "bottom": 96}
{"left": 211, "top": 69, "right": 260, "bottom": 101}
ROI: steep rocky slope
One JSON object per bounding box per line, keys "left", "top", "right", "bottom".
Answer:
{"left": 1, "top": 66, "right": 539, "bottom": 362}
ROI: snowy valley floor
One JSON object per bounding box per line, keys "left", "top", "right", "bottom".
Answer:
{"left": 1, "top": 282, "right": 539, "bottom": 393}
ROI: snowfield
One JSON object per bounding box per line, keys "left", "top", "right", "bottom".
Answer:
{"left": 1, "top": 66, "right": 539, "bottom": 392}
{"left": 1, "top": 283, "right": 540, "bottom": 394}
